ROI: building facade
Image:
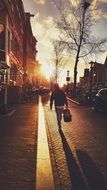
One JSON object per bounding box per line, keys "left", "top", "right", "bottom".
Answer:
{"left": 0, "top": 0, "right": 38, "bottom": 110}
{"left": 23, "top": 12, "right": 38, "bottom": 86}
{"left": 80, "top": 59, "right": 107, "bottom": 92}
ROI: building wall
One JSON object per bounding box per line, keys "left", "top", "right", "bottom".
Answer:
{"left": 104, "top": 57, "right": 107, "bottom": 86}
{"left": 0, "top": 0, "right": 38, "bottom": 106}
{"left": 23, "top": 12, "right": 38, "bottom": 85}
{"left": 80, "top": 60, "right": 107, "bottom": 91}
{"left": 92, "top": 63, "right": 105, "bottom": 87}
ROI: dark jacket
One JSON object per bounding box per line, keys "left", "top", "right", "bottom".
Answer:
{"left": 50, "top": 89, "right": 68, "bottom": 109}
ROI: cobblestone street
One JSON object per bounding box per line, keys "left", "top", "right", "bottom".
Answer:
{"left": 0, "top": 102, "right": 38, "bottom": 190}
{"left": 0, "top": 96, "right": 107, "bottom": 190}
{"left": 43, "top": 97, "right": 107, "bottom": 190}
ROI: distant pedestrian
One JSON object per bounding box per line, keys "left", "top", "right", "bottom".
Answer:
{"left": 50, "top": 83, "right": 68, "bottom": 128}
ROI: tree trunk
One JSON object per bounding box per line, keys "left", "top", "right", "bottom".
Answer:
{"left": 73, "top": 58, "right": 78, "bottom": 97}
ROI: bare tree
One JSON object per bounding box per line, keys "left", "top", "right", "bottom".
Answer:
{"left": 51, "top": 0, "right": 107, "bottom": 96}
{"left": 50, "top": 40, "right": 67, "bottom": 84}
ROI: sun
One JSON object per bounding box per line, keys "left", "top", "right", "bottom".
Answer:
{"left": 41, "top": 64, "right": 53, "bottom": 80}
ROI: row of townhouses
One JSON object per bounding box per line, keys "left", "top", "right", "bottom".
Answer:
{"left": 0, "top": 0, "right": 44, "bottom": 111}
{"left": 80, "top": 58, "right": 107, "bottom": 91}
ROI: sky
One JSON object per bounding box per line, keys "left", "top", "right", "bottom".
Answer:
{"left": 22, "top": 0, "right": 107, "bottom": 85}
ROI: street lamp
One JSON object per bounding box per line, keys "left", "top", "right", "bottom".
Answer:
{"left": 89, "top": 61, "right": 94, "bottom": 93}
{"left": 74, "top": 1, "right": 90, "bottom": 97}
{"left": 82, "top": 1, "right": 90, "bottom": 30}
{"left": 83, "top": 1, "right": 90, "bottom": 11}
{"left": 66, "top": 70, "right": 70, "bottom": 84}
{"left": 66, "top": 70, "right": 70, "bottom": 95}
{"left": 82, "top": 1, "right": 90, "bottom": 26}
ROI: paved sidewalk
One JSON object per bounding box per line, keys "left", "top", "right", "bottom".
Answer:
{"left": 43, "top": 100, "right": 73, "bottom": 190}
{"left": 42, "top": 97, "right": 90, "bottom": 190}
{"left": 0, "top": 102, "right": 38, "bottom": 190}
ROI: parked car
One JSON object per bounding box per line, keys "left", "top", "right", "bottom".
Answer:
{"left": 92, "top": 88, "right": 107, "bottom": 112}
{"left": 38, "top": 87, "right": 50, "bottom": 95}
{"left": 77, "top": 90, "right": 97, "bottom": 105}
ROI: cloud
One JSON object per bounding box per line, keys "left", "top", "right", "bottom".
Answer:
{"left": 67, "top": 0, "right": 107, "bottom": 21}
{"left": 99, "top": 0, "right": 107, "bottom": 3}
{"left": 32, "top": 15, "right": 59, "bottom": 41}
{"left": 31, "top": 14, "right": 59, "bottom": 66}
{"left": 33, "top": 0, "right": 45, "bottom": 5}
{"left": 69, "top": 0, "right": 80, "bottom": 6}
{"left": 88, "top": 0, "right": 107, "bottom": 21}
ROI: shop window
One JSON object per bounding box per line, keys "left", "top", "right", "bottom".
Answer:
{"left": 8, "top": 30, "right": 10, "bottom": 53}
{"left": 0, "top": 23, "right": 5, "bottom": 62}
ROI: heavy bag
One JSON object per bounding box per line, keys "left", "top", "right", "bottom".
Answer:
{"left": 63, "top": 108, "right": 72, "bottom": 122}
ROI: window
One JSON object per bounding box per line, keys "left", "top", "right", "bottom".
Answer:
{"left": 0, "top": 23, "right": 5, "bottom": 61}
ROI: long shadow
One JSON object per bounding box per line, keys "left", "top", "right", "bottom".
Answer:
{"left": 59, "top": 129, "right": 88, "bottom": 190}
{"left": 76, "top": 149, "right": 107, "bottom": 190}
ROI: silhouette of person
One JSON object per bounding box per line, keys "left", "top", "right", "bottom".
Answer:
{"left": 50, "top": 83, "right": 68, "bottom": 128}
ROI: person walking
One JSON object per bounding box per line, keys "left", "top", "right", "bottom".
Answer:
{"left": 50, "top": 83, "right": 68, "bottom": 128}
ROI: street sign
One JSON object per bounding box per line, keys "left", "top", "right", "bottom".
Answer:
{"left": 66, "top": 77, "right": 70, "bottom": 81}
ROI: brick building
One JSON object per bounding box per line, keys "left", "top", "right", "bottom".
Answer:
{"left": 0, "top": 0, "right": 38, "bottom": 110}
{"left": 23, "top": 12, "right": 38, "bottom": 86}
{"left": 80, "top": 58, "right": 107, "bottom": 91}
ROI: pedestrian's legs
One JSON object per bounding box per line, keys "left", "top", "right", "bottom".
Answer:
{"left": 55, "top": 107, "right": 63, "bottom": 128}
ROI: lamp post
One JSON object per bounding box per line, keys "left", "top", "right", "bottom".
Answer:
{"left": 83, "top": 1, "right": 90, "bottom": 11}
{"left": 89, "top": 61, "right": 94, "bottom": 94}
{"left": 82, "top": 1, "right": 90, "bottom": 32}
{"left": 74, "top": 1, "right": 90, "bottom": 97}
{"left": 66, "top": 70, "right": 70, "bottom": 84}
{"left": 66, "top": 70, "right": 70, "bottom": 95}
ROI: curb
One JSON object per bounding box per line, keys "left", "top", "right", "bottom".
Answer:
{"left": 67, "top": 97, "right": 80, "bottom": 105}
{"left": 36, "top": 96, "right": 55, "bottom": 190}
{"left": 0, "top": 109, "right": 16, "bottom": 117}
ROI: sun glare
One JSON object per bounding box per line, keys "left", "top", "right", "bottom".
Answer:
{"left": 41, "top": 63, "right": 71, "bottom": 87}
{"left": 41, "top": 64, "right": 53, "bottom": 80}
